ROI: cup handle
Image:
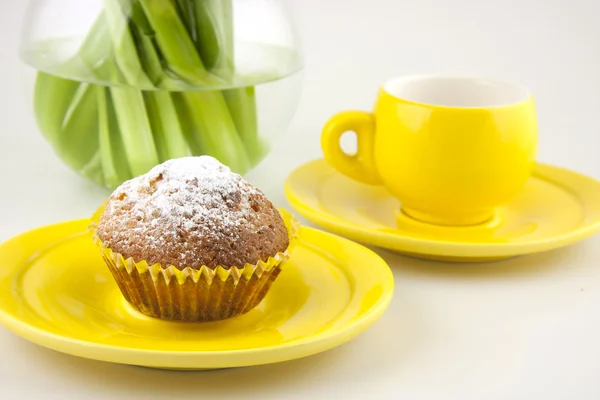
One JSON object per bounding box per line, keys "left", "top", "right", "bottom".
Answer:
{"left": 321, "top": 111, "right": 381, "bottom": 185}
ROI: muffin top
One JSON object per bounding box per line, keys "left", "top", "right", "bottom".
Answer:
{"left": 96, "top": 156, "right": 289, "bottom": 269}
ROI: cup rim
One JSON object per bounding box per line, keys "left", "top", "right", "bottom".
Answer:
{"left": 381, "top": 74, "right": 532, "bottom": 109}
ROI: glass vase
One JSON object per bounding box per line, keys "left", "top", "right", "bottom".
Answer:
{"left": 19, "top": 0, "right": 303, "bottom": 188}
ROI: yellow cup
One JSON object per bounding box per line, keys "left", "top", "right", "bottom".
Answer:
{"left": 321, "top": 75, "right": 538, "bottom": 226}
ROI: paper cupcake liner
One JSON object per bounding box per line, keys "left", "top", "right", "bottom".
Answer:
{"left": 89, "top": 206, "right": 300, "bottom": 322}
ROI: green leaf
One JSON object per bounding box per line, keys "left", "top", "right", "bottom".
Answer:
{"left": 223, "top": 86, "right": 266, "bottom": 164}
{"left": 97, "top": 86, "right": 133, "bottom": 187}
{"left": 103, "top": 0, "right": 153, "bottom": 87}
{"left": 79, "top": 150, "right": 105, "bottom": 186}
{"left": 137, "top": 0, "right": 218, "bottom": 86}
{"left": 77, "top": 13, "right": 113, "bottom": 81}
{"left": 55, "top": 82, "right": 101, "bottom": 172}
{"left": 173, "top": 0, "right": 197, "bottom": 40}
{"left": 193, "top": 0, "right": 234, "bottom": 79}
{"left": 144, "top": 90, "right": 190, "bottom": 161}
{"left": 174, "top": 90, "right": 251, "bottom": 173}
{"left": 109, "top": 86, "right": 160, "bottom": 176}
{"left": 33, "top": 72, "right": 81, "bottom": 144}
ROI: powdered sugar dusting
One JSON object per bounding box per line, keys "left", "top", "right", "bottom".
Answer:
{"left": 96, "top": 156, "right": 288, "bottom": 269}
{"left": 119, "top": 156, "right": 258, "bottom": 234}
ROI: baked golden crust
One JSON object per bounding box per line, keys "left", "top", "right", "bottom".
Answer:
{"left": 96, "top": 156, "right": 289, "bottom": 270}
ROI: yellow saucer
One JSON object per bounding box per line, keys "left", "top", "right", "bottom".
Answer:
{"left": 0, "top": 218, "right": 393, "bottom": 370}
{"left": 285, "top": 159, "right": 600, "bottom": 262}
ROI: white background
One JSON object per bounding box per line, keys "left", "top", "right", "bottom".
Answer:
{"left": 1, "top": 0, "right": 600, "bottom": 399}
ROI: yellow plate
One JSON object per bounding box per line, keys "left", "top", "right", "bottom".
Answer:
{"left": 285, "top": 159, "right": 600, "bottom": 262}
{"left": 0, "top": 219, "right": 393, "bottom": 370}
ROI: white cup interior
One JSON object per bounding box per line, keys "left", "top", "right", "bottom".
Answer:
{"left": 383, "top": 76, "right": 531, "bottom": 108}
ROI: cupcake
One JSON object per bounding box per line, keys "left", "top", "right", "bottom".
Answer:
{"left": 90, "top": 156, "right": 298, "bottom": 322}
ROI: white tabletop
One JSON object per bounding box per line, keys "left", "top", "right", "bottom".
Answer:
{"left": 1, "top": 0, "right": 599, "bottom": 399}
